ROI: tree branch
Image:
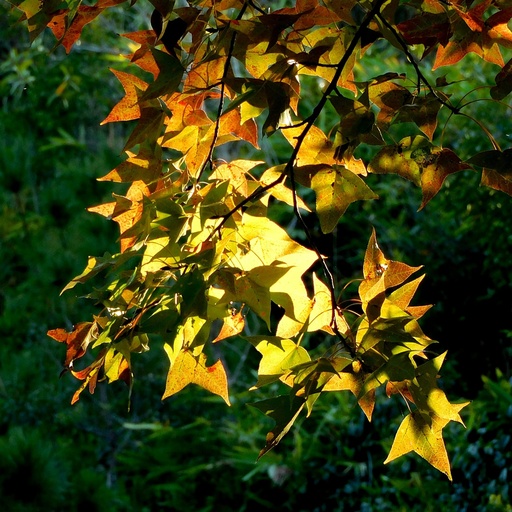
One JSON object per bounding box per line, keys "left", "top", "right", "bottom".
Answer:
{"left": 285, "top": 0, "right": 387, "bottom": 356}
{"left": 376, "top": 12, "right": 460, "bottom": 115}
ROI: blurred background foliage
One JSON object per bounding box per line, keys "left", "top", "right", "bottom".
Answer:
{"left": 0, "top": 1, "right": 511, "bottom": 510}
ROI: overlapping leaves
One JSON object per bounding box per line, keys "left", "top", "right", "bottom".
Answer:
{"left": 14, "top": 0, "right": 512, "bottom": 478}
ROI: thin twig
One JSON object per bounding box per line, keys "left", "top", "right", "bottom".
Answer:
{"left": 284, "top": 0, "right": 387, "bottom": 356}
{"left": 197, "top": 2, "right": 249, "bottom": 183}
{"left": 208, "top": 172, "right": 287, "bottom": 237}
{"left": 376, "top": 12, "right": 460, "bottom": 115}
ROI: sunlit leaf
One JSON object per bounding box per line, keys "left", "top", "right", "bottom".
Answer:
{"left": 384, "top": 411, "right": 454, "bottom": 480}
{"left": 313, "top": 165, "right": 377, "bottom": 233}
{"left": 163, "top": 350, "right": 230, "bottom": 405}
{"left": 247, "top": 336, "right": 311, "bottom": 388}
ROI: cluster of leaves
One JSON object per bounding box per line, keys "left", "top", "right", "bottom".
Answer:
{"left": 13, "top": 0, "right": 512, "bottom": 479}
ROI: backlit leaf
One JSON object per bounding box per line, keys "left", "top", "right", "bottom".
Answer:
{"left": 384, "top": 411, "right": 453, "bottom": 480}
{"left": 163, "top": 350, "right": 230, "bottom": 405}
{"left": 247, "top": 336, "right": 311, "bottom": 388}
{"left": 100, "top": 69, "right": 149, "bottom": 125}
{"left": 311, "top": 165, "right": 378, "bottom": 233}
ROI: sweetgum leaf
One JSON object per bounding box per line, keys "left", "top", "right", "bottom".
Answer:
{"left": 247, "top": 336, "right": 311, "bottom": 388}
{"left": 481, "top": 168, "right": 512, "bottom": 195}
{"left": 433, "top": 4, "right": 512, "bottom": 69}
{"left": 491, "top": 58, "right": 512, "bottom": 99}
{"left": 48, "top": 322, "right": 97, "bottom": 369}
{"left": 70, "top": 353, "right": 106, "bottom": 405}
{"left": 369, "top": 136, "right": 470, "bottom": 209}
{"left": 163, "top": 350, "right": 230, "bottom": 405}
{"left": 249, "top": 395, "right": 306, "bottom": 459}
{"left": 323, "top": 362, "right": 376, "bottom": 421}
{"left": 212, "top": 310, "right": 245, "bottom": 343}
{"left": 384, "top": 411, "right": 453, "bottom": 480}
{"left": 16, "top": 0, "right": 64, "bottom": 42}
{"left": 101, "top": 69, "right": 148, "bottom": 125}
{"left": 397, "top": 12, "right": 451, "bottom": 56}
{"left": 311, "top": 166, "right": 378, "bottom": 233}
{"left": 411, "top": 352, "right": 470, "bottom": 425}
{"left": 141, "top": 48, "right": 184, "bottom": 101}
{"left": 468, "top": 148, "right": 512, "bottom": 194}
{"left": 48, "top": 0, "right": 128, "bottom": 53}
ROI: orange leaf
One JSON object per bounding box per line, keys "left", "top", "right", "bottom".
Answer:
{"left": 212, "top": 311, "right": 245, "bottom": 343}
{"left": 100, "top": 69, "right": 148, "bottom": 125}
{"left": 70, "top": 352, "right": 107, "bottom": 405}
{"left": 48, "top": 0, "right": 128, "bottom": 53}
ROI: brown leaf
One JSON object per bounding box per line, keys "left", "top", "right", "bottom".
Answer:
{"left": 481, "top": 168, "right": 512, "bottom": 195}
{"left": 419, "top": 148, "right": 472, "bottom": 209}
{"left": 491, "top": 57, "right": 512, "bottom": 100}
{"left": 48, "top": 322, "right": 97, "bottom": 369}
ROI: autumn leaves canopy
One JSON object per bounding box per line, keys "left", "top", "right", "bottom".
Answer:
{"left": 15, "top": 0, "right": 512, "bottom": 479}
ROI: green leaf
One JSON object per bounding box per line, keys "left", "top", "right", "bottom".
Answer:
{"left": 248, "top": 395, "right": 306, "bottom": 459}
{"left": 61, "top": 253, "right": 117, "bottom": 294}
{"left": 141, "top": 48, "right": 185, "bottom": 101}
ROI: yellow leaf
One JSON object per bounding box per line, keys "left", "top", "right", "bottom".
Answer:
{"left": 260, "top": 165, "right": 311, "bottom": 212}
{"left": 384, "top": 410, "right": 466, "bottom": 480}
{"left": 412, "top": 352, "right": 470, "bottom": 424}
{"left": 324, "top": 362, "right": 375, "bottom": 421}
{"left": 229, "top": 213, "right": 318, "bottom": 336}
{"left": 162, "top": 350, "right": 230, "bottom": 405}
{"left": 311, "top": 165, "right": 378, "bottom": 233}
{"left": 248, "top": 336, "right": 311, "bottom": 389}
{"left": 308, "top": 273, "right": 350, "bottom": 335}
{"left": 281, "top": 125, "right": 336, "bottom": 166}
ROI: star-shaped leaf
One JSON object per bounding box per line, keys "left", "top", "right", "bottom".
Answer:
{"left": 384, "top": 410, "right": 459, "bottom": 480}
{"left": 249, "top": 395, "right": 306, "bottom": 459}
{"left": 434, "top": 3, "right": 512, "bottom": 69}
{"left": 247, "top": 336, "right": 311, "bottom": 388}
{"left": 310, "top": 165, "right": 378, "bottom": 233}
{"left": 369, "top": 136, "right": 470, "bottom": 209}
{"left": 162, "top": 350, "right": 230, "bottom": 405}
{"left": 101, "top": 69, "right": 149, "bottom": 125}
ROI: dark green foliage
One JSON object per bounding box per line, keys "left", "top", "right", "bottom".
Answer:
{"left": 0, "top": 428, "right": 69, "bottom": 512}
{"left": 112, "top": 373, "right": 511, "bottom": 511}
